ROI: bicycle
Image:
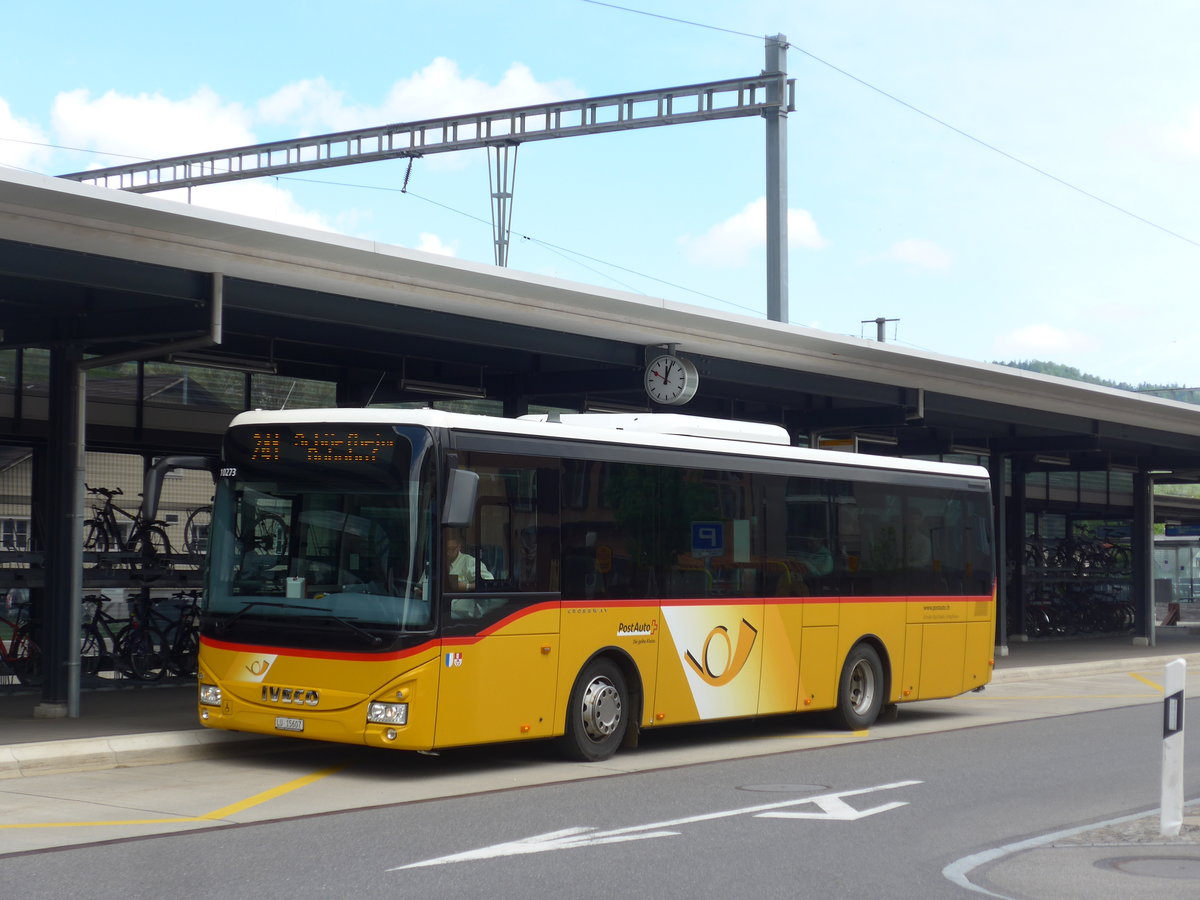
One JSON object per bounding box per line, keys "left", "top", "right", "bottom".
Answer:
{"left": 80, "top": 593, "right": 168, "bottom": 682}
{"left": 83, "top": 484, "right": 173, "bottom": 577}
{"left": 187, "top": 504, "right": 289, "bottom": 570}
{"left": 142, "top": 589, "right": 202, "bottom": 678}
{"left": 183, "top": 504, "right": 212, "bottom": 568}
{"left": 0, "top": 600, "right": 40, "bottom": 686}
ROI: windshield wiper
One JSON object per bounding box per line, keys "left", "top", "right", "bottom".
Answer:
{"left": 215, "top": 600, "right": 384, "bottom": 646}
{"left": 310, "top": 608, "right": 385, "bottom": 647}
{"left": 215, "top": 600, "right": 293, "bottom": 633}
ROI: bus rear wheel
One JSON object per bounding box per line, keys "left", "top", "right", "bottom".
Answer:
{"left": 833, "top": 643, "right": 884, "bottom": 730}
{"left": 557, "top": 658, "right": 628, "bottom": 762}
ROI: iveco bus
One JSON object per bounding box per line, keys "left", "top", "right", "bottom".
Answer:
{"left": 197, "top": 410, "right": 995, "bottom": 761}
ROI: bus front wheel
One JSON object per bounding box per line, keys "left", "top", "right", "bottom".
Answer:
{"left": 557, "top": 658, "right": 628, "bottom": 762}
{"left": 833, "top": 643, "right": 884, "bottom": 730}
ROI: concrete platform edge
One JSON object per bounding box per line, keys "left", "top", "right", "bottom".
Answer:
{"left": 0, "top": 729, "right": 289, "bottom": 780}
{"left": 990, "top": 650, "right": 1200, "bottom": 683}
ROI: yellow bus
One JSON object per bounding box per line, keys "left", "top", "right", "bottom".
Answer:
{"left": 197, "top": 409, "right": 995, "bottom": 761}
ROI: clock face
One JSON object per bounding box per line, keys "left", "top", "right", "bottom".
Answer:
{"left": 644, "top": 354, "right": 699, "bottom": 406}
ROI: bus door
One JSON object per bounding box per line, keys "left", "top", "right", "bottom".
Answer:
{"left": 432, "top": 454, "right": 562, "bottom": 748}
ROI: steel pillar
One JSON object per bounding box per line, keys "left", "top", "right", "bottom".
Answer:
{"left": 764, "top": 34, "right": 790, "bottom": 323}
{"left": 38, "top": 344, "right": 85, "bottom": 718}
{"left": 991, "top": 451, "right": 1009, "bottom": 655}
{"left": 488, "top": 144, "right": 518, "bottom": 267}
{"left": 1132, "top": 469, "right": 1155, "bottom": 645}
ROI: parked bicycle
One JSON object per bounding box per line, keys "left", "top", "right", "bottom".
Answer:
{"left": 0, "top": 600, "right": 39, "bottom": 686}
{"left": 141, "top": 589, "right": 201, "bottom": 678}
{"left": 183, "top": 504, "right": 212, "bottom": 568}
{"left": 80, "top": 593, "right": 167, "bottom": 681}
{"left": 83, "top": 485, "right": 174, "bottom": 577}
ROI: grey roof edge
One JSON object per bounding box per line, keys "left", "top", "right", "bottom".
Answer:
{"left": 2, "top": 167, "right": 1198, "bottom": 440}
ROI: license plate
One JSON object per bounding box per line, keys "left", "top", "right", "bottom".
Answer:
{"left": 274, "top": 716, "right": 304, "bottom": 733}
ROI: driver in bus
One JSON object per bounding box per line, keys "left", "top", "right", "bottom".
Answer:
{"left": 445, "top": 532, "right": 493, "bottom": 592}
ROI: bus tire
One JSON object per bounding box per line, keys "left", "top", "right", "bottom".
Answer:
{"left": 557, "top": 657, "right": 628, "bottom": 762}
{"left": 833, "top": 643, "right": 884, "bottom": 730}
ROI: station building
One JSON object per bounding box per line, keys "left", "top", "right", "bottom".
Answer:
{"left": 3, "top": 167, "right": 1200, "bottom": 712}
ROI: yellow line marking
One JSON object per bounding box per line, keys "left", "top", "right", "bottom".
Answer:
{"left": 1128, "top": 672, "right": 1164, "bottom": 692}
{"left": 0, "top": 763, "right": 343, "bottom": 831}
{"left": 984, "top": 693, "right": 1157, "bottom": 700}
{"left": 201, "top": 764, "right": 344, "bottom": 820}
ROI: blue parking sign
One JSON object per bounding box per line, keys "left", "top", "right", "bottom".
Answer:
{"left": 692, "top": 521, "right": 724, "bottom": 557}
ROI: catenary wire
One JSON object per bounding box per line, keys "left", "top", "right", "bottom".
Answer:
{"left": 581, "top": 0, "right": 1200, "bottom": 250}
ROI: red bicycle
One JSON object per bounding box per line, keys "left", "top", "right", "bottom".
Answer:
{"left": 0, "top": 598, "right": 40, "bottom": 685}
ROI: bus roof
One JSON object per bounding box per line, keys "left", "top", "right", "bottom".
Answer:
{"left": 227, "top": 408, "right": 990, "bottom": 481}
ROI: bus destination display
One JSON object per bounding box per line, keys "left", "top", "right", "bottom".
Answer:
{"left": 245, "top": 430, "right": 398, "bottom": 464}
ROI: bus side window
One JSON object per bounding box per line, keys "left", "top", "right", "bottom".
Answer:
{"left": 445, "top": 453, "right": 560, "bottom": 627}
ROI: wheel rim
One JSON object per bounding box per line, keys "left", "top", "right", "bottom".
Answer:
{"left": 580, "top": 675, "right": 622, "bottom": 742}
{"left": 848, "top": 658, "right": 877, "bottom": 716}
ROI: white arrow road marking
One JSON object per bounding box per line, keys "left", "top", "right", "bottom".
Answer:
{"left": 391, "top": 779, "right": 921, "bottom": 870}
{"left": 391, "top": 827, "right": 681, "bottom": 869}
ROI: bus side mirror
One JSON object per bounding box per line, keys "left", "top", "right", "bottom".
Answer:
{"left": 142, "top": 454, "right": 219, "bottom": 520}
{"left": 442, "top": 469, "right": 479, "bottom": 528}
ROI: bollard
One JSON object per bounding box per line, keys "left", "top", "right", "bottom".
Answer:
{"left": 1161, "top": 657, "right": 1186, "bottom": 836}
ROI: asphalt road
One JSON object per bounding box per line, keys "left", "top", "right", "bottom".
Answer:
{"left": 2, "top": 667, "right": 1199, "bottom": 898}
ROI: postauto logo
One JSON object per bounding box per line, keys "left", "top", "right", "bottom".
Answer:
{"left": 617, "top": 619, "right": 658, "bottom": 637}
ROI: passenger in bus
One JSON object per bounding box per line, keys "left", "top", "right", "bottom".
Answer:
{"left": 904, "top": 508, "right": 933, "bottom": 569}
{"left": 794, "top": 536, "right": 834, "bottom": 577}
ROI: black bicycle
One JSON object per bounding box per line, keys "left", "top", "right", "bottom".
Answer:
{"left": 83, "top": 485, "right": 173, "bottom": 577}
{"left": 142, "top": 590, "right": 201, "bottom": 678}
{"left": 80, "top": 593, "right": 168, "bottom": 681}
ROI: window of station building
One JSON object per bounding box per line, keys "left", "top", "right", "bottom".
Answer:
{"left": 83, "top": 358, "right": 141, "bottom": 406}
{"left": 17, "top": 349, "right": 49, "bottom": 397}
{"left": 0, "top": 350, "right": 15, "bottom": 398}
{"left": 251, "top": 373, "right": 335, "bottom": 410}
{"left": 1, "top": 518, "right": 29, "bottom": 551}
{"left": 144, "top": 361, "right": 245, "bottom": 410}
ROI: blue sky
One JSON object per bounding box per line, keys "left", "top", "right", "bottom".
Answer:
{"left": 2, "top": 1, "right": 1198, "bottom": 386}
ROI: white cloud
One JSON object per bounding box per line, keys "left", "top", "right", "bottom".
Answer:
{"left": 1163, "top": 107, "right": 1200, "bottom": 155}
{"left": 52, "top": 87, "right": 254, "bottom": 160}
{"left": 258, "top": 59, "right": 580, "bottom": 135}
{"left": 41, "top": 60, "right": 578, "bottom": 229}
{"left": 881, "top": 238, "right": 952, "bottom": 270}
{"left": 0, "top": 97, "right": 51, "bottom": 170}
{"left": 378, "top": 58, "right": 577, "bottom": 122}
{"left": 416, "top": 232, "right": 457, "bottom": 256}
{"left": 156, "top": 180, "right": 335, "bottom": 232}
{"left": 679, "top": 197, "right": 827, "bottom": 267}
{"left": 991, "top": 323, "right": 1100, "bottom": 359}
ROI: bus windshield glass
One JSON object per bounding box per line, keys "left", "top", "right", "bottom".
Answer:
{"left": 203, "top": 424, "right": 437, "bottom": 649}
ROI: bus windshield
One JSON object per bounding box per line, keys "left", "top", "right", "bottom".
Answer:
{"left": 203, "top": 424, "right": 437, "bottom": 649}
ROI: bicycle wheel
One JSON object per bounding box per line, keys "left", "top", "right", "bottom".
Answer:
{"left": 252, "top": 512, "right": 288, "bottom": 566}
{"left": 184, "top": 505, "right": 213, "bottom": 567}
{"left": 116, "top": 624, "right": 167, "bottom": 681}
{"left": 9, "top": 624, "right": 41, "bottom": 685}
{"left": 132, "top": 524, "right": 173, "bottom": 579}
{"left": 80, "top": 626, "right": 106, "bottom": 679}
{"left": 164, "top": 620, "right": 199, "bottom": 677}
{"left": 84, "top": 520, "right": 114, "bottom": 568}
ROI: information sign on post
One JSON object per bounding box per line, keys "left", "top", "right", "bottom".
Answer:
{"left": 1161, "top": 658, "right": 1186, "bottom": 837}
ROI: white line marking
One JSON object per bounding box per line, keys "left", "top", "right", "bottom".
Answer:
{"left": 392, "top": 779, "right": 921, "bottom": 870}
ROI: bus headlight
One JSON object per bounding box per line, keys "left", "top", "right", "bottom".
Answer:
{"left": 367, "top": 701, "right": 408, "bottom": 726}
{"left": 199, "top": 683, "right": 222, "bottom": 707}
